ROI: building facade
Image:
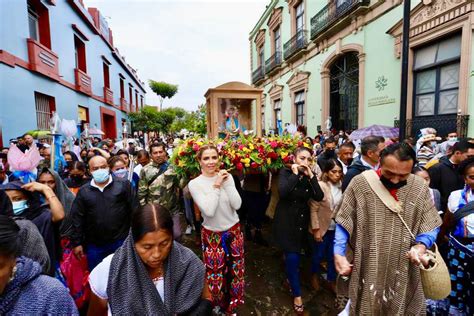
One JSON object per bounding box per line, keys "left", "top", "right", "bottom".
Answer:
{"left": 249, "top": 0, "right": 473, "bottom": 138}
{"left": 0, "top": 0, "right": 146, "bottom": 147}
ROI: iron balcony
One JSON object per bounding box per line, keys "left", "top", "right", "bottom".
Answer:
{"left": 283, "top": 30, "right": 308, "bottom": 60}
{"left": 311, "top": 0, "right": 370, "bottom": 40}
{"left": 265, "top": 51, "right": 283, "bottom": 75}
{"left": 252, "top": 65, "right": 265, "bottom": 85}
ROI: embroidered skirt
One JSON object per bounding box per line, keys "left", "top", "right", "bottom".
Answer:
{"left": 201, "top": 222, "right": 245, "bottom": 313}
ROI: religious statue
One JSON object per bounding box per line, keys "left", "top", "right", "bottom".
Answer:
{"left": 220, "top": 101, "right": 242, "bottom": 137}
{"left": 325, "top": 116, "right": 332, "bottom": 131}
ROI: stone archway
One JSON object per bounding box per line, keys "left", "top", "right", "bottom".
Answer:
{"left": 321, "top": 43, "right": 365, "bottom": 131}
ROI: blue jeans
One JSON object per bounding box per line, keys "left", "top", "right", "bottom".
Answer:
{"left": 284, "top": 250, "right": 321, "bottom": 297}
{"left": 86, "top": 238, "right": 125, "bottom": 271}
{"left": 312, "top": 230, "right": 336, "bottom": 282}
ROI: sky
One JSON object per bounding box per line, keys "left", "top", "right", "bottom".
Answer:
{"left": 85, "top": 0, "right": 269, "bottom": 111}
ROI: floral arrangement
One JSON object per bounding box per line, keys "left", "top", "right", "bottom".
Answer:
{"left": 171, "top": 135, "right": 311, "bottom": 177}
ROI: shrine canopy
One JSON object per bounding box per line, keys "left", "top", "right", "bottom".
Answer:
{"left": 204, "top": 81, "right": 263, "bottom": 139}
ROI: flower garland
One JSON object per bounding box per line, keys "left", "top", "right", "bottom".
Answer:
{"left": 171, "top": 135, "right": 311, "bottom": 177}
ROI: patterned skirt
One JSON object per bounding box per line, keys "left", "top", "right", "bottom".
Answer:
{"left": 447, "top": 234, "right": 473, "bottom": 316}
{"left": 201, "top": 222, "right": 245, "bottom": 313}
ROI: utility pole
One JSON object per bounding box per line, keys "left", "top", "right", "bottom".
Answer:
{"left": 399, "top": 0, "right": 411, "bottom": 140}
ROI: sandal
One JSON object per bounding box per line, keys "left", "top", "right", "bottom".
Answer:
{"left": 293, "top": 302, "right": 304, "bottom": 315}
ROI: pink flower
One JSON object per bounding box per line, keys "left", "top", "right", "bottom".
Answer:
{"left": 270, "top": 141, "right": 278, "bottom": 149}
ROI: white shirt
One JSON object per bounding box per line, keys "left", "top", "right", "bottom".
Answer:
{"left": 90, "top": 175, "right": 113, "bottom": 192}
{"left": 89, "top": 254, "right": 164, "bottom": 316}
{"left": 328, "top": 182, "right": 342, "bottom": 230}
{"left": 447, "top": 189, "right": 474, "bottom": 237}
{"left": 338, "top": 158, "right": 348, "bottom": 174}
{"left": 360, "top": 156, "right": 379, "bottom": 170}
{"left": 133, "top": 164, "right": 143, "bottom": 176}
{"left": 188, "top": 174, "right": 242, "bottom": 232}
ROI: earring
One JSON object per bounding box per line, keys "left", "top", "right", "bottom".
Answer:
{"left": 8, "top": 265, "right": 17, "bottom": 283}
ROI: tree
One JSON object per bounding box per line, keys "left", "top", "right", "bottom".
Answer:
{"left": 128, "top": 105, "right": 174, "bottom": 135}
{"left": 148, "top": 80, "right": 178, "bottom": 110}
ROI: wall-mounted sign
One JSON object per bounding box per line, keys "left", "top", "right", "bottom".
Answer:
{"left": 368, "top": 95, "right": 396, "bottom": 107}
{"left": 375, "top": 76, "right": 388, "bottom": 91}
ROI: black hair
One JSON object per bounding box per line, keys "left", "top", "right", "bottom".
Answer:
{"left": 340, "top": 141, "right": 355, "bottom": 151}
{"left": 69, "top": 161, "right": 86, "bottom": 173}
{"left": 361, "top": 136, "right": 385, "bottom": 156}
{"left": 62, "top": 151, "right": 78, "bottom": 162}
{"left": 136, "top": 149, "right": 149, "bottom": 160}
{"left": 324, "top": 137, "right": 336, "bottom": 145}
{"left": 321, "top": 158, "right": 343, "bottom": 174}
{"left": 293, "top": 146, "right": 313, "bottom": 157}
{"left": 458, "top": 156, "right": 474, "bottom": 176}
{"left": 449, "top": 139, "right": 474, "bottom": 157}
{"left": 412, "top": 166, "right": 428, "bottom": 174}
{"left": 108, "top": 155, "right": 126, "bottom": 168}
{"left": 149, "top": 142, "right": 167, "bottom": 153}
{"left": 380, "top": 143, "right": 416, "bottom": 164}
{"left": 131, "top": 204, "right": 173, "bottom": 242}
{"left": 0, "top": 215, "right": 20, "bottom": 257}
{"left": 115, "top": 149, "right": 129, "bottom": 157}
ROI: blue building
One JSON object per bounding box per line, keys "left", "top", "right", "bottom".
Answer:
{"left": 0, "top": 0, "right": 146, "bottom": 147}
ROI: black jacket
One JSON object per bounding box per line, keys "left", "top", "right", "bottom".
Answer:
{"left": 273, "top": 168, "right": 324, "bottom": 253}
{"left": 70, "top": 177, "right": 135, "bottom": 247}
{"left": 428, "top": 156, "right": 464, "bottom": 212}
{"left": 342, "top": 156, "right": 371, "bottom": 192}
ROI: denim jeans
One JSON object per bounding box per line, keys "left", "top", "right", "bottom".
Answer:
{"left": 86, "top": 238, "right": 125, "bottom": 271}
{"left": 311, "top": 230, "right": 336, "bottom": 282}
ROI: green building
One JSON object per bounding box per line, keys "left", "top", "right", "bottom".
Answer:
{"left": 249, "top": 0, "right": 473, "bottom": 138}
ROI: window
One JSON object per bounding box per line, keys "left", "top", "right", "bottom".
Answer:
{"left": 274, "top": 99, "right": 282, "bottom": 134}
{"left": 141, "top": 96, "right": 144, "bottom": 108}
{"left": 296, "top": 2, "right": 304, "bottom": 32}
{"left": 74, "top": 35, "right": 87, "bottom": 72}
{"left": 103, "top": 63, "right": 110, "bottom": 88}
{"left": 258, "top": 47, "right": 264, "bottom": 67}
{"left": 414, "top": 35, "right": 461, "bottom": 117}
{"left": 119, "top": 77, "right": 125, "bottom": 99}
{"left": 135, "top": 91, "right": 139, "bottom": 110}
{"left": 129, "top": 85, "right": 133, "bottom": 110}
{"left": 34, "top": 92, "right": 55, "bottom": 130}
{"left": 295, "top": 91, "right": 305, "bottom": 126}
{"left": 274, "top": 27, "right": 281, "bottom": 54}
{"left": 28, "top": 6, "right": 39, "bottom": 41}
{"left": 27, "top": 0, "right": 51, "bottom": 48}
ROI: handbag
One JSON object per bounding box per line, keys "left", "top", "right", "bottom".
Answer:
{"left": 362, "top": 170, "right": 451, "bottom": 300}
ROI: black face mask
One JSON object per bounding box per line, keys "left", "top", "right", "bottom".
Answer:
{"left": 380, "top": 175, "right": 407, "bottom": 190}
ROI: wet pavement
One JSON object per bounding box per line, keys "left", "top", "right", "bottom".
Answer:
{"left": 181, "top": 222, "right": 338, "bottom": 316}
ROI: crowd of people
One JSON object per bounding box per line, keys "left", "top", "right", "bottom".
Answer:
{"left": 0, "top": 128, "right": 472, "bottom": 315}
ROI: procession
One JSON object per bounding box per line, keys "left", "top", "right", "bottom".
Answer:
{"left": 1, "top": 0, "right": 474, "bottom": 315}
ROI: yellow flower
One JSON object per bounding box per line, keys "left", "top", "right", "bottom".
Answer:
{"left": 178, "top": 160, "right": 186, "bottom": 167}
{"left": 267, "top": 158, "right": 271, "bottom": 165}
{"left": 196, "top": 141, "right": 203, "bottom": 146}
{"left": 281, "top": 152, "right": 288, "bottom": 159}
{"left": 245, "top": 163, "right": 250, "bottom": 168}
{"left": 249, "top": 144, "right": 254, "bottom": 150}
{"left": 303, "top": 143, "right": 311, "bottom": 148}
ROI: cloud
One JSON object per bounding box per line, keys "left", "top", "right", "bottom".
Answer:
{"left": 84, "top": 0, "right": 269, "bottom": 110}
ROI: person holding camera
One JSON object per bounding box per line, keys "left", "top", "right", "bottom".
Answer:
{"left": 272, "top": 146, "right": 324, "bottom": 314}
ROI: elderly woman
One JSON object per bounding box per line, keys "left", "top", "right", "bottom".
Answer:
{"left": 1, "top": 180, "right": 64, "bottom": 275}
{"left": 0, "top": 215, "right": 78, "bottom": 314}
{"left": 88, "top": 204, "right": 210, "bottom": 315}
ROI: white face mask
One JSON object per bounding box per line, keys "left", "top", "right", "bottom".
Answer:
{"left": 12, "top": 200, "right": 28, "bottom": 215}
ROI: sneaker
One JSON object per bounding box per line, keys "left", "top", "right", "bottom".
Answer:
{"left": 185, "top": 225, "right": 192, "bottom": 235}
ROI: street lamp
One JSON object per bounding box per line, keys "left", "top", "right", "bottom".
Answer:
{"left": 399, "top": 0, "right": 411, "bottom": 140}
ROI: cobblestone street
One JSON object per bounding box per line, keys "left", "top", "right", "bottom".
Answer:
{"left": 182, "top": 222, "right": 338, "bottom": 316}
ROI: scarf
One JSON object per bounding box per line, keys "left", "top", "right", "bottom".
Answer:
{"left": 0, "top": 257, "right": 41, "bottom": 314}
{"left": 47, "top": 169, "right": 75, "bottom": 237}
{"left": 107, "top": 233, "right": 205, "bottom": 315}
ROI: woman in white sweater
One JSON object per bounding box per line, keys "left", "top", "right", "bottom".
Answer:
{"left": 188, "top": 144, "right": 243, "bottom": 316}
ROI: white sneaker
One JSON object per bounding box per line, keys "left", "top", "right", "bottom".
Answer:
{"left": 185, "top": 225, "right": 192, "bottom": 235}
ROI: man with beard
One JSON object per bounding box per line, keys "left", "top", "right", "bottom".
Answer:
{"left": 342, "top": 136, "right": 385, "bottom": 192}
{"left": 317, "top": 137, "right": 337, "bottom": 170}
{"left": 337, "top": 142, "right": 355, "bottom": 175}
{"left": 335, "top": 143, "right": 442, "bottom": 315}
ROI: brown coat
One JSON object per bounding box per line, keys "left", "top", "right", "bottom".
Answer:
{"left": 308, "top": 181, "right": 338, "bottom": 237}
{"left": 335, "top": 172, "right": 442, "bottom": 315}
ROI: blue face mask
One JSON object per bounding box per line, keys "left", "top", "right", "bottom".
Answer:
{"left": 12, "top": 200, "right": 28, "bottom": 215}
{"left": 92, "top": 168, "right": 110, "bottom": 183}
{"left": 113, "top": 169, "right": 128, "bottom": 179}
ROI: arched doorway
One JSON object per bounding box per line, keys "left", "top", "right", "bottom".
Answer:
{"left": 329, "top": 52, "right": 359, "bottom": 132}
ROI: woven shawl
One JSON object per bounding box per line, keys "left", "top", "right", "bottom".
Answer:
{"left": 335, "top": 174, "right": 442, "bottom": 315}
{"left": 16, "top": 219, "right": 51, "bottom": 274}
{"left": 107, "top": 233, "right": 205, "bottom": 315}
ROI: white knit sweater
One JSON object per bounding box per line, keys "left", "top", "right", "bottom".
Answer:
{"left": 188, "top": 174, "right": 242, "bottom": 232}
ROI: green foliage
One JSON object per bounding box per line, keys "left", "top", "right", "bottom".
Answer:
{"left": 148, "top": 80, "right": 178, "bottom": 109}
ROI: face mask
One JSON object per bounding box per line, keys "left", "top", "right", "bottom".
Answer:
{"left": 448, "top": 137, "right": 457, "bottom": 142}
{"left": 92, "top": 169, "right": 110, "bottom": 183}
{"left": 430, "top": 141, "right": 438, "bottom": 148}
{"left": 12, "top": 200, "right": 28, "bottom": 215}
{"left": 113, "top": 169, "right": 128, "bottom": 179}
{"left": 380, "top": 175, "right": 407, "bottom": 190}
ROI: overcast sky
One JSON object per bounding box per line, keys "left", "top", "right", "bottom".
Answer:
{"left": 85, "top": 0, "right": 269, "bottom": 111}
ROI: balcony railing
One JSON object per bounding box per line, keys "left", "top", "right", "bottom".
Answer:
{"left": 252, "top": 66, "right": 265, "bottom": 85}
{"left": 120, "top": 98, "right": 129, "bottom": 112}
{"left": 283, "top": 30, "right": 308, "bottom": 60}
{"left": 265, "top": 51, "right": 283, "bottom": 75}
{"left": 74, "top": 68, "right": 92, "bottom": 95}
{"left": 27, "top": 39, "right": 60, "bottom": 81}
{"left": 104, "top": 86, "right": 114, "bottom": 105}
{"left": 311, "top": 0, "right": 370, "bottom": 39}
